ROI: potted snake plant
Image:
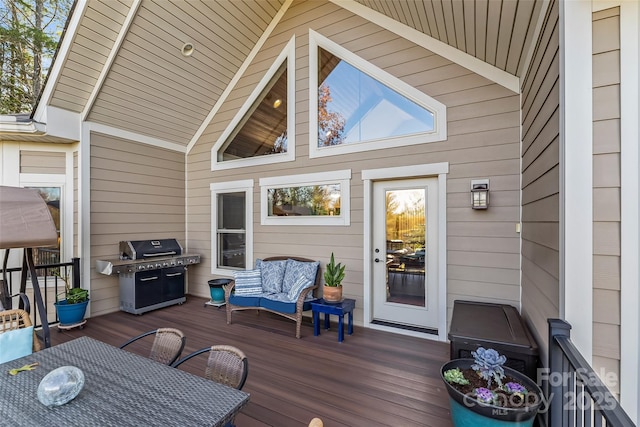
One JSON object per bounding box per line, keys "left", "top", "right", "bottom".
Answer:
{"left": 323, "top": 252, "right": 345, "bottom": 303}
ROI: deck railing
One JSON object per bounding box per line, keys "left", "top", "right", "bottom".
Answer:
{"left": 547, "top": 319, "right": 636, "bottom": 427}
{"left": 1, "top": 256, "right": 80, "bottom": 329}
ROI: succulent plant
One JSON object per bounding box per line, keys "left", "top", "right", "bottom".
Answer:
{"left": 471, "top": 347, "right": 507, "bottom": 387}
{"left": 474, "top": 387, "right": 497, "bottom": 404}
{"left": 443, "top": 368, "right": 470, "bottom": 385}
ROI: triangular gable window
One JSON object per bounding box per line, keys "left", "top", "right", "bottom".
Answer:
{"left": 309, "top": 30, "right": 446, "bottom": 158}
{"left": 212, "top": 37, "right": 295, "bottom": 170}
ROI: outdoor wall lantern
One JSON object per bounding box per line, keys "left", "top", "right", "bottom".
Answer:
{"left": 470, "top": 179, "right": 489, "bottom": 209}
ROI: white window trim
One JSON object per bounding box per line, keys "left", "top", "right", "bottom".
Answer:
{"left": 308, "top": 29, "right": 447, "bottom": 159}
{"left": 211, "top": 35, "right": 296, "bottom": 171}
{"left": 210, "top": 179, "right": 254, "bottom": 276}
{"left": 259, "top": 170, "right": 351, "bottom": 226}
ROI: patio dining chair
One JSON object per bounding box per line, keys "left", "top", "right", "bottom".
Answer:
{"left": 0, "top": 308, "right": 40, "bottom": 363}
{"left": 119, "top": 328, "right": 186, "bottom": 366}
{"left": 171, "top": 345, "right": 248, "bottom": 390}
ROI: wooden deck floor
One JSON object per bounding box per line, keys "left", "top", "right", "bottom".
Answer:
{"left": 51, "top": 296, "right": 453, "bottom": 427}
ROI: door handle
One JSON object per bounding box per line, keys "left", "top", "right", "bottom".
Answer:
{"left": 166, "top": 272, "right": 183, "bottom": 277}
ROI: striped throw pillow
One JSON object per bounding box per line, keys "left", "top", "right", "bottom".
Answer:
{"left": 233, "top": 269, "right": 263, "bottom": 295}
{"left": 286, "top": 275, "right": 314, "bottom": 301}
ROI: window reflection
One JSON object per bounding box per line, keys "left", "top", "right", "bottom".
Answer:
{"left": 318, "top": 48, "right": 435, "bottom": 147}
{"left": 30, "top": 187, "right": 61, "bottom": 265}
{"left": 220, "top": 63, "right": 288, "bottom": 161}
{"left": 267, "top": 184, "right": 341, "bottom": 217}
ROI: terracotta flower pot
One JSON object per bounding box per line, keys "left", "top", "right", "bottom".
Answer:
{"left": 323, "top": 285, "right": 343, "bottom": 302}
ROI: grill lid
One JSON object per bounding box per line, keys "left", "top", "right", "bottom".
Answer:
{"left": 120, "top": 239, "right": 183, "bottom": 260}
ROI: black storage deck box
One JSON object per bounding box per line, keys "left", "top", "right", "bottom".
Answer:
{"left": 448, "top": 300, "right": 539, "bottom": 381}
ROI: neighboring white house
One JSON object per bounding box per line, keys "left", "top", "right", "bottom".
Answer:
{"left": 0, "top": 0, "right": 637, "bottom": 421}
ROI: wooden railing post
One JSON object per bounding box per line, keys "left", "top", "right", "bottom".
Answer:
{"left": 548, "top": 319, "right": 572, "bottom": 427}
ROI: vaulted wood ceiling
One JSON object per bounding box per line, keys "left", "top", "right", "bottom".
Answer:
{"left": 44, "top": 0, "right": 544, "bottom": 151}
{"left": 352, "top": 0, "right": 545, "bottom": 77}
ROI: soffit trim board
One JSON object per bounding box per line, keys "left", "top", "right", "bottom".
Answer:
{"left": 87, "top": 121, "right": 186, "bottom": 153}
{"left": 185, "top": 0, "right": 294, "bottom": 155}
{"left": 33, "top": 0, "right": 89, "bottom": 123}
{"left": 331, "top": 0, "right": 520, "bottom": 94}
{"left": 82, "top": 0, "right": 143, "bottom": 121}
{"left": 518, "top": 0, "right": 552, "bottom": 91}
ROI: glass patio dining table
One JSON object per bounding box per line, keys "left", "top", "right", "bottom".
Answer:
{"left": 0, "top": 336, "right": 249, "bottom": 426}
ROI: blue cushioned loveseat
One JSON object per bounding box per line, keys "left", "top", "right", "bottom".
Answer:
{"left": 224, "top": 256, "right": 321, "bottom": 338}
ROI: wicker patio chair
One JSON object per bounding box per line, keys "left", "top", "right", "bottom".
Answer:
{"left": 0, "top": 308, "right": 41, "bottom": 354}
{"left": 119, "top": 328, "right": 185, "bottom": 366}
{"left": 172, "top": 345, "right": 248, "bottom": 390}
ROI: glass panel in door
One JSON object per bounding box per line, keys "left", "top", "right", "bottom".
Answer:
{"left": 385, "top": 189, "right": 425, "bottom": 307}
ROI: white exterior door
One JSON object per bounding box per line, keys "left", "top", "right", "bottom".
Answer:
{"left": 372, "top": 178, "right": 439, "bottom": 331}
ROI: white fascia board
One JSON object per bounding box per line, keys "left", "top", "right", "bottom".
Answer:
{"left": 87, "top": 122, "right": 186, "bottom": 153}
{"left": 187, "top": 0, "right": 294, "bottom": 155}
{"left": 330, "top": 0, "right": 519, "bottom": 93}
{"left": 33, "top": 0, "right": 88, "bottom": 123}
{"left": 44, "top": 106, "right": 81, "bottom": 140}
{"left": 559, "top": 0, "right": 593, "bottom": 361}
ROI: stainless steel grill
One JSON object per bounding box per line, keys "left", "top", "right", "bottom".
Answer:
{"left": 96, "top": 239, "right": 200, "bottom": 315}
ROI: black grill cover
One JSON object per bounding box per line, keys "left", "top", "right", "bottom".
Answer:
{"left": 120, "top": 239, "right": 183, "bottom": 260}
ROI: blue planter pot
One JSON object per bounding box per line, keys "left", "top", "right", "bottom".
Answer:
{"left": 441, "top": 359, "right": 544, "bottom": 427}
{"left": 208, "top": 279, "right": 231, "bottom": 304}
{"left": 55, "top": 299, "right": 89, "bottom": 325}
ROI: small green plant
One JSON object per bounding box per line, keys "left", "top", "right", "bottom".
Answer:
{"left": 323, "top": 252, "right": 345, "bottom": 287}
{"left": 54, "top": 269, "right": 89, "bottom": 304}
{"left": 443, "top": 367, "right": 470, "bottom": 385}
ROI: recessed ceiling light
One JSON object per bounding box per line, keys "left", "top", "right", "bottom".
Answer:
{"left": 181, "top": 42, "right": 194, "bottom": 57}
{"left": 272, "top": 98, "right": 282, "bottom": 109}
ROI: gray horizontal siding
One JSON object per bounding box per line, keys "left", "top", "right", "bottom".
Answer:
{"left": 591, "top": 7, "right": 621, "bottom": 393}
{"left": 520, "top": 0, "right": 560, "bottom": 360}
{"left": 20, "top": 151, "right": 65, "bottom": 174}
{"left": 186, "top": 0, "right": 521, "bottom": 327}
{"left": 89, "top": 132, "right": 185, "bottom": 316}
